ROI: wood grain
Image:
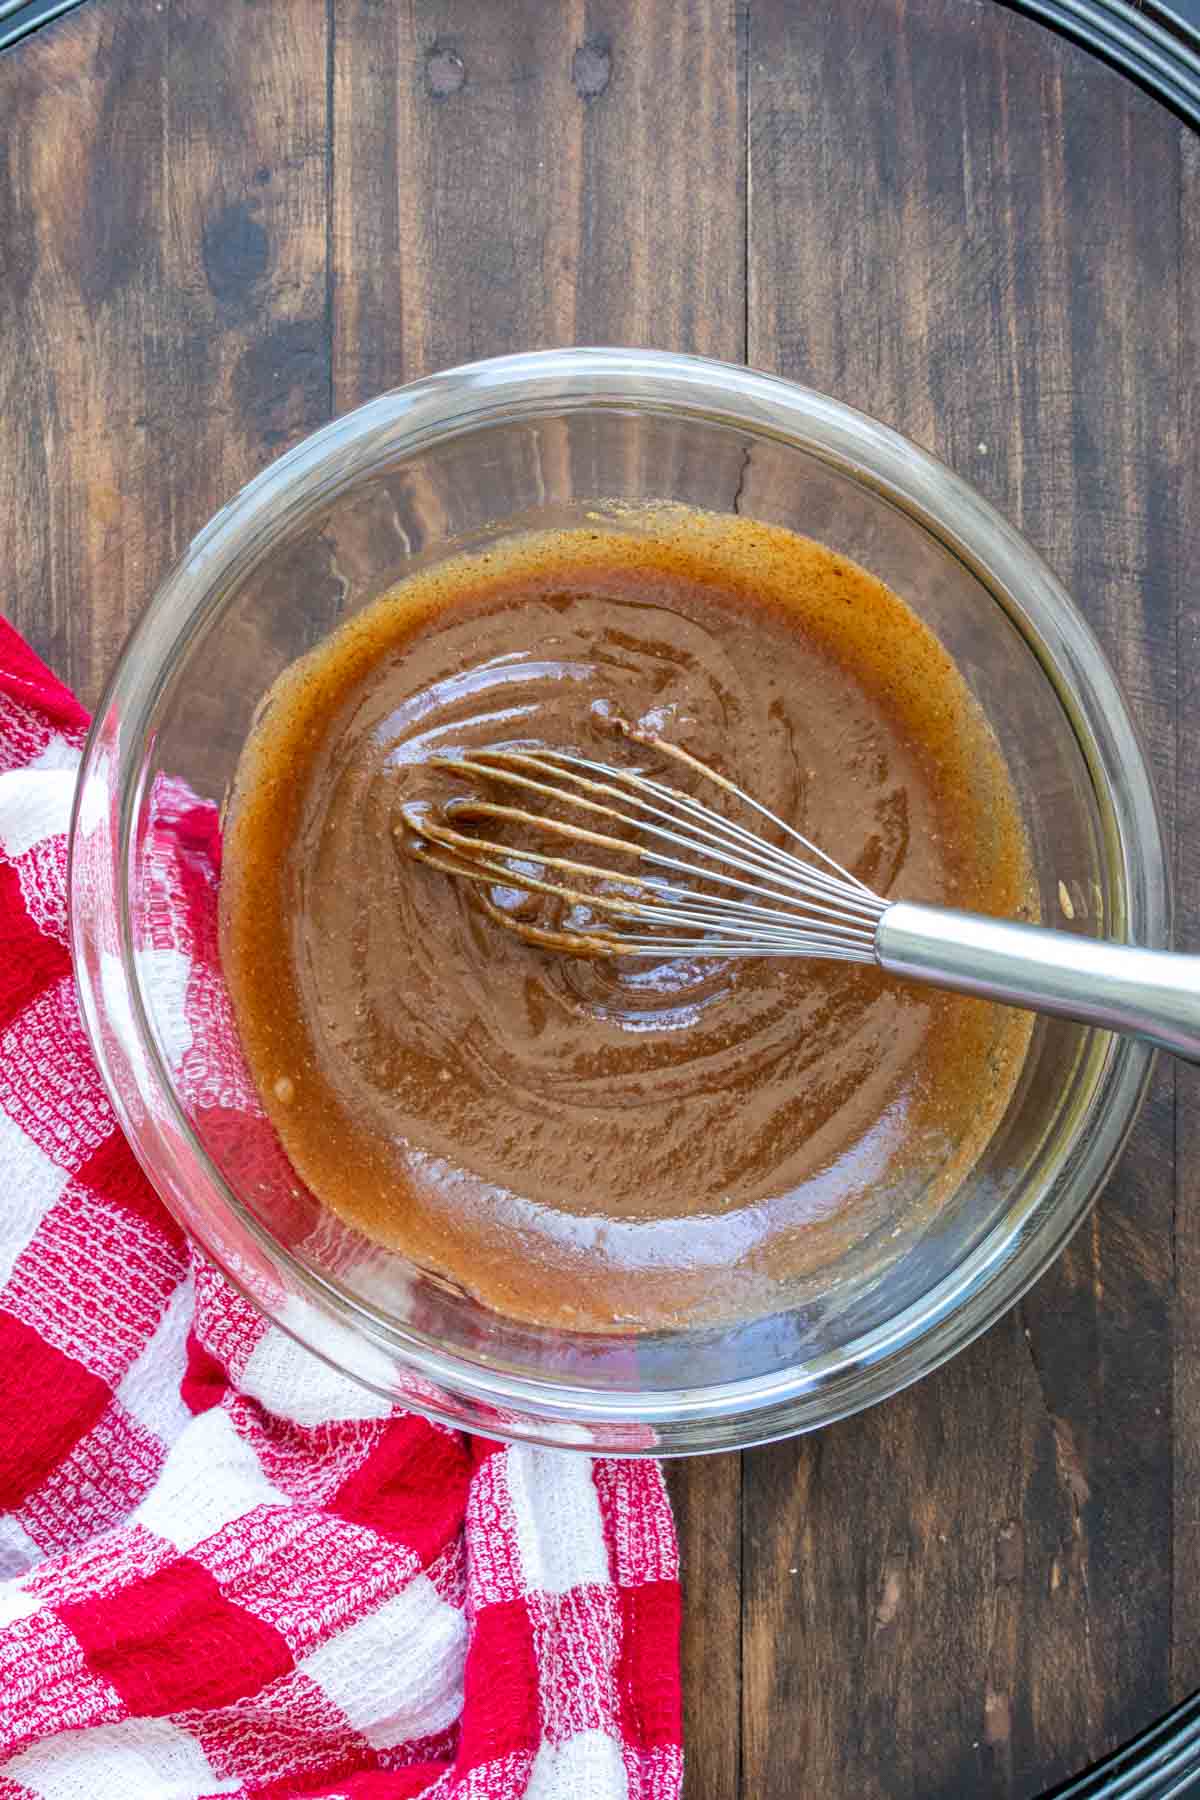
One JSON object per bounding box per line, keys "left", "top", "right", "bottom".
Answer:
{"left": 0, "top": 1, "right": 1194, "bottom": 1794}
{"left": 331, "top": 0, "right": 746, "bottom": 394}
{"left": 746, "top": 3, "right": 1181, "bottom": 1795}
{"left": 1173, "top": 132, "right": 1200, "bottom": 1704}
{"left": 331, "top": 7, "right": 745, "bottom": 1796}
{"left": 0, "top": 0, "right": 329, "bottom": 706}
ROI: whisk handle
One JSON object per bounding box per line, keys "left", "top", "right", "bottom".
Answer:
{"left": 876, "top": 901, "right": 1200, "bottom": 1063}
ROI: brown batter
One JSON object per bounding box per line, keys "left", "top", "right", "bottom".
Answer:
{"left": 219, "top": 508, "right": 1033, "bottom": 1330}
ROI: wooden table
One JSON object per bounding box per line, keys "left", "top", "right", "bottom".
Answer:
{"left": 1, "top": 2, "right": 1197, "bottom": 1794}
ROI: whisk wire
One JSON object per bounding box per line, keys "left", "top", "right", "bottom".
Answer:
{"left": 453, "top": 745, "right": 878, "bottom": 909}
{"left": 415, "top": 806, "right": 881, "bottom": 948}
{"left": 398, "top": 731, "right": 1200, "bottom": 1066}
{"left": 553, "top": 753, "right": 881, "bottom": 912}
{"left": 597, "top": 730, "right": 880, "bottom": 900}
{"left": 430, "top": 749, "right": 884, "bottom": 921}
{"left": 407, "top": 737, "right": 887, "bottom": 960}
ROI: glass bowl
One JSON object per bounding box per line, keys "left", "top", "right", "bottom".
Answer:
{"left": 69, "top": 348, "right": 1166, "bottom": 1454}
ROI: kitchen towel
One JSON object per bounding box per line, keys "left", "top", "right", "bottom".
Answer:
{"left": 0, "top": 618, "right": 682, "bottom": 1800}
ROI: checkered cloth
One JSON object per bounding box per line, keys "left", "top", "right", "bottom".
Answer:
{"left": 0, "top": 620, "right": 682, "bottom": 1800}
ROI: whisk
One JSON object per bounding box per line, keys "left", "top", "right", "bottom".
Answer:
{"left": 402, "top": 728, "right": 1200, "bottom": 1064}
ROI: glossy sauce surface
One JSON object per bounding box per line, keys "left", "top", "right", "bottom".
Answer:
{"left": 220, "top": 511, "right": 1033, "bottom": 1329}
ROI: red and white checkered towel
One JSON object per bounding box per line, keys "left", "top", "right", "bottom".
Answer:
{"left": 0, "top": 620, "right": 683, "bottom": 1800}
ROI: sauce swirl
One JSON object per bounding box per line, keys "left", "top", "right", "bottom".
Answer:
{"left": 219, "top": 510, "right": 1033, "bottom": 1329}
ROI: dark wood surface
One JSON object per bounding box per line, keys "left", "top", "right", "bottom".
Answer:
{"left": 0, "top": 3, "right": 1194, "bottom": 1795}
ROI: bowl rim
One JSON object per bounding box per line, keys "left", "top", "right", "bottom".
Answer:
{"left": 68, "top": 346, "right": 1166, "bottom": 1453}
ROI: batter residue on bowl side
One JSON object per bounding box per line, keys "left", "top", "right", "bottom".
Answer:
{"left": 219, "top": 509, "right": 1034, "bottom": 1330}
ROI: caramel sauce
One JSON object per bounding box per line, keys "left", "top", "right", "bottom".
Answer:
{"left": 219, "top": 510, "right": 1034, "bottom": 1330}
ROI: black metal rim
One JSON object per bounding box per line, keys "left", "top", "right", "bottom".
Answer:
{"left": 5, "top": 0, "right": 1200, "bottom": 89}
{"left": 0, "top": 0, "right": 1197, "bottom": 1792}
{"left": 0, "top": 0, "right": 84, "bottom": 52}
{"left": 1000, "top": 0, "right": 1200, "bottom": 128}
{"left": 1045, "top": 1694, "right": 1200, "bottom": 1796}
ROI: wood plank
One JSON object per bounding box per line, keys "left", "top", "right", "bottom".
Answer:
{"left": 0, "top": 0, "right": 329, "bottom": 706}
{"left": 332, "top": 0, "right": 746, "bottom": 395}
{"left": 666, "top": 1456, "right": 744, "bottom": 1800}
{"left": 1173, "top": 132, "right": 1200, "bottom": 1704}
{"left": 2, "top": 2, "right": 1192, "bottom": 1793}
{"left": 331, "top": 7, "right": 745, "bottom": 1796}
{"left": 746, "top": 3, "right": 1181, "bottom": 1795}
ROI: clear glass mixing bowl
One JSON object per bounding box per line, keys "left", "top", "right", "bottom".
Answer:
{"left": 69, "top": 349, "right": 1166, "bottom": 1454}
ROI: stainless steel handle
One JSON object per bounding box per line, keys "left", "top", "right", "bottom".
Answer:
{"left": 876, "top": 900, "right": 1200, "bottom": 1063}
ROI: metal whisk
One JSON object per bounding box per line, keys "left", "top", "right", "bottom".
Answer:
{"left": 402, "top": 729, "right": 1200, "bottom": 1064}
